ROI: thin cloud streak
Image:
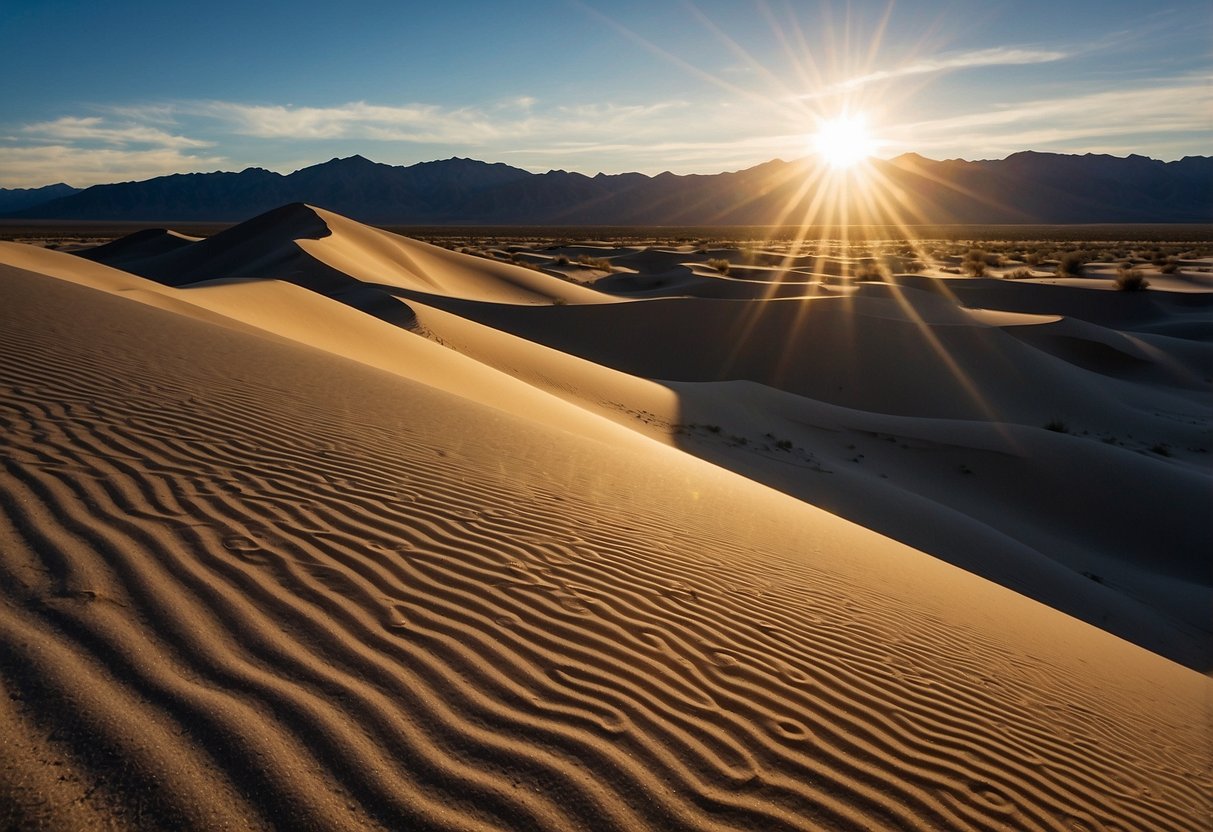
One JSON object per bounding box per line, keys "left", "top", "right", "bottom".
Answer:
{"left": 890, "top": 77, "right": 1212, "bottom": 158}
{"left": 190, "top": 100, "right": 686, "bottom": 145}
{"left": 0, "top": 145, "right": 225, "bottom": 188}
{"left": 21, "top": 116, "right": 212, "bottom": 149}
{"left": 796, "top": 46, "right": 1068, "bottom": 99}
{"left": 851, "top": 47, "right": 1067, "bottom": 87}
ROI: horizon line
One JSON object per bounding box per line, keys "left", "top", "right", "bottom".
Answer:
{"left": 4, "top": 148, "right": 1208, "bottom": 192}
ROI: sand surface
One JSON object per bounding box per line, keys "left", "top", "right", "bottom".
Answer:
{"left": 1, "top": 205, "right": 1210, "bottom": 830}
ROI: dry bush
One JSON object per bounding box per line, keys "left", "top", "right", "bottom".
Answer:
{"left": 575, "top": 255, "right": 614, "bottom": 272}
{"left": 853, "top": 260, "right": 888, "bottom": 281}
{"left": 1115, "top": 268, "right": 1149, "bottom": 292}
{"left": 962, "top": 249, "right": 988, "bottom": 276}
{"left": 1057, "top": 251, "right": 1088, "bottom": 277}
{"left": 1005, "top": 267, "right": 1033, "bottom": 279}
{"left": 706, "top": 258, "right": 731, "bottom": 275}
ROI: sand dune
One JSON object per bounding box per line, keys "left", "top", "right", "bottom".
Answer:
{"left": 1, "top": 206, "right": 1210, "bottom": 830}
{"left": 88, "top": 202, "right": 606, "bottom": 306}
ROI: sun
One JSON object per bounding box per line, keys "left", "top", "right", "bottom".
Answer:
{"left": 812, "top": 115, "right": 876, "bottom": 169}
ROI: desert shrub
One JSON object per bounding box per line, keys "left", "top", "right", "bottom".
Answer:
{"left": 1005, "top": 267, "right": 1033, "bottom": 279}
{"left": 1115, "top": 268, "right": 1149, "bottom": 292}
{"left": 1044, "top": 419, "right": 1069, "bottom": 433}
{"left": 902, "top": 259, "right": 926, "bottom": 273}
{"left": 706, "top": 258, "right": 731, "bottom": 275}
{"left": 962, "top": 249, "right": 988, "bottom": 276}
{"left": 553, "top": 254, "right": 571, "bottom": 266}
{"left": 575, "top": 255, "right": 614, "bottom": 272}
{"left": 1057, "top": 251, "right": 1087, "bottom": 277}
{"left": 854, "top": 260, "right": 888, "bottom": 281}
{"left": 1052, "top": 252, "right": 1081, "bottom": 278}
{"left": 1159, "top": 258, "right": 1179, "bottom": 274}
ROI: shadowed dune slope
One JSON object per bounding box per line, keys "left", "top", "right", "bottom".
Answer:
{"left": 391, "top": 287, "right": 1210, "bottom": 436}
{"left": 2, "top": 261, "right": 1210, "bottom": 830}
{"left": 401, "top": 299, "right": 1211, "bottom": 668}
{"left": 891, "top": 274, "right": 1213, "bottom": 337}
{"left": 76, "top": 227, "right": 202, "bottom": 269}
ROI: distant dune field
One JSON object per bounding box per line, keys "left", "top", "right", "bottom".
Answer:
{"left": 0, "top": 205, "right": 1209, "bottom": 830}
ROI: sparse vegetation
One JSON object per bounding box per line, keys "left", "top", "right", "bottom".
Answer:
{"left": 1006, "top": 267, "right": 1033, "bottom": 279}
{"left": 962, "top": 249, "right": 989, "bottom": 276}
{"left": 706, "top": 258, "right": 731, "bottom": 275}
{"left": 1057, "top": 251, "right": 1088, "bottom": 277}
{"left": 575, "top": 255, "right": 614, "bottom": 272}
{"left": 853, "top": 260, "right": 888, "bottom": 281}
{"left": 1045, "top": 419, "right": 1069, "bottom": 433}
{"left": 1115, "top": 267, "right": 1149, "bottom": 292}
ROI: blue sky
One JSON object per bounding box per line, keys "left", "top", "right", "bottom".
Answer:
{"left": 1, "top": 0, "right": 1209, "bottom": 186}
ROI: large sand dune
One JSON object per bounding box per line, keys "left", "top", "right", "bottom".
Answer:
{"left": 1, "top": 206, "right": 1210, "bottom": 830}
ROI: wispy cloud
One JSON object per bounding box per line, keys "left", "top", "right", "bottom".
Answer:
{"left": 197, "top": 101, "right": 497, "bottom": 142}
{"left": 1, "top": 113, "right": 221, "bottom": 187}
{"left": 0, "top": 99, "right": 699, "bottom": 185}
{"left": 889, "top": 76, "right": 1213, "bottom": 158}
{"left": 21, "top": 116, "right": 212, "bottom": 149}
{"left": 0, "top": 145, "right": 225, "bottom": 188}
{"left": 191, "top": 99, "right": 684, "bottom": 145}
{"left": 503, "top": 134, "right": 806, "bottom": 165}
{"left": 796, "top": 46, "right": 1068, "bottom": 99}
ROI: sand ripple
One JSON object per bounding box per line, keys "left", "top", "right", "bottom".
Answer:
{"left": 1, "top": 266, "right": 1208, "bottom": 830}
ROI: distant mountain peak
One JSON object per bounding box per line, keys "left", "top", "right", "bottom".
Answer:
{"left": 314, "top": 154, "right": 380, "bottom": 168}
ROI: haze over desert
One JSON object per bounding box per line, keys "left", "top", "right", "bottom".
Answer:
{"left": 2, "top": 1, "right": 1211, "bottom": 830}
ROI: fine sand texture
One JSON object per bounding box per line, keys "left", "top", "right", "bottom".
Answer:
{"left": 1, "top": 207, "right": 1211, "bottom": 830}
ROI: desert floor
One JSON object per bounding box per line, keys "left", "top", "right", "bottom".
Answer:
{"left": 1, "top": 207, "right": 1209, "bottom": 830}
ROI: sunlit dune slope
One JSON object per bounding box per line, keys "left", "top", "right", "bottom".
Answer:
{"left": 2, "top": 251, "right": 1210, "bottom": 831}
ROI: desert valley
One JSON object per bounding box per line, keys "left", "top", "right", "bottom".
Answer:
{"left": 0, "top": 200, "right": 1209, "bottom": 829}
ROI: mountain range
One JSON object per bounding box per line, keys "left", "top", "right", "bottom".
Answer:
{"left": 5, "top": 151, "right": 1210, "bottom": 225}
